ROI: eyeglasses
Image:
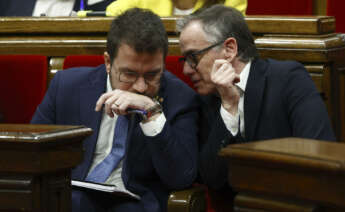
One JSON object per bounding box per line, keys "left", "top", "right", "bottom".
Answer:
{"left": 118, "top": 70, "right": 162, "bottom": 84}
{"left": 179, "top": 40, "right": 224, "bottom": 70}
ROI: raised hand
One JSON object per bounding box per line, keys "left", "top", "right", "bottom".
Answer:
{"left": 210, "top": 59, "right": 240, "bottom": 115}
{"left": 95, "top": 89, "right": 156, "bottom": 117}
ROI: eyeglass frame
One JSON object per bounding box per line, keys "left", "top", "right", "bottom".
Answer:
{"left": 116, "top": 67, "right": 163, "bottom": 85}
{"left": 179, "top": 40, "right": 225, "bottom": 70}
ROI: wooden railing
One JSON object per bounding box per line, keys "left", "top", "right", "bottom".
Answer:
{"left": 220, "top": 138, "right": 345, "bottom": 211}
{"left": 0, "top": 124, "right": 92, "bottom": 212}
{"left": 0, "top": 16, "right": 344, "bottom": 142}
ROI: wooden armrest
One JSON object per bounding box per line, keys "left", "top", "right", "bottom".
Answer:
{"left": 168, "top": 186, "right": 206, "bottom": 212}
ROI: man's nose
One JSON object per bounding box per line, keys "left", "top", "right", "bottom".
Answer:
{"left": 132, "top": 76, "right": 148, "bottom": 93}
{"left": 183, "top": 62, "right": 195, "bottom": 76}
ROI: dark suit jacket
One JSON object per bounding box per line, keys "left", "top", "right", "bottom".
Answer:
{"left": 31, "top": 65, "right": 199, "bottom": 212}
{"left": 199, "top": 58, "right": 336, "bottom": 190}
{"left": 0, "top": 0, "right": 113, "bottom": 16}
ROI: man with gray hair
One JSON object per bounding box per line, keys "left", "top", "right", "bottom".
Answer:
{"left": 177, "top": 4, "right": 335, "bottom": 191}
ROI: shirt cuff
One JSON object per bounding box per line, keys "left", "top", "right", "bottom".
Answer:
{"left": 140, "top": 113, "right": 166, "bottom": 136}
{"left": 220, "top": 105, "right": 239, "bottom": 136}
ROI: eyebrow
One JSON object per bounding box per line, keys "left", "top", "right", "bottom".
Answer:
{"left": 145, "top": 69, "right": 162, "bottom": 74}
{"left": 118, "top": 68, "right": 162, "bottom": 74}
{"left": 118, "top": 67, "right": 135, "bottom": 73}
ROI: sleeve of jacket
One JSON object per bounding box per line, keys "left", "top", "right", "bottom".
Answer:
{"left": 198, "top": 106, "right": 244, "bottom": 190}
{"left": 30, "top": 71, "right": 61, "bottom": 124}
{"left": 284, "top": 62, "right": 336, "bottom": 141}
{"left": 143, "top": 80, "right": 199, "bottom": 190}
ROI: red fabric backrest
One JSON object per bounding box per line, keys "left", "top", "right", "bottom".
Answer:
{"left": 164, "top": 55, "right": 193, "bottom": 88}
{"left": 63, "top": 55, "right": 105, "bottom": 69}
{"left": 247, "top": 0, "right": 313, "bottom": 15}
{"left": 327, "top": 0, "right": 345, "bottom": 32}
{"left": 63, "top": 55, "right": 194, "bottom": 88}
{"left": 0, "top": 55, "right": 47, "bottom": 123}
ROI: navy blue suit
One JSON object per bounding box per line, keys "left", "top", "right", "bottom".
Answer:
{"left": 0, "top": 0, "right": 113, "bottom": 16}
{"left": 198, "top": 58, "right": 336, "bottom": 190}
{"left": 31, "top": 65, "right": 199, "bottom": 212}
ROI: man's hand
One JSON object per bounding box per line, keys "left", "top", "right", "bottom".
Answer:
{"left": 95, "top": 89, "right": 156, "bottom": 117}
{"left": 210, "top": 59, "right": 240, "bottom": 115}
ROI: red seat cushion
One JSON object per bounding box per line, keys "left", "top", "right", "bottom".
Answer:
{"left": 165, "top": 55, "right": 194, "bottom": 88}
{"left": 0, "top": 55, "right": 47, "bottom": 123}
{"left": 63, "top": 55, "right": 104, "bottom": 69}
{"left": 247, "top": 0, "right": 313, "bottom": 15}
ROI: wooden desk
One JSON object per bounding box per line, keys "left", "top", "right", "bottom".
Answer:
{"left": 0, "top": 124, "right": 92, "bottom": 212}
{"left": 0, "top": 16, "right": 344, "bottom": 142}
{"left": 220, "top": 138, "right": 345, "bottom": 211}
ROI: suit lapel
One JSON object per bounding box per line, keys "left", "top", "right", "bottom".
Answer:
{"left": 78, "top": 65, "right": 107, "bottom": 178}
{"left": 79, "top": 65, "right": 106, "bottom": 131}
{"left": 244, "top": 59, "right": 267, "bottom": 141}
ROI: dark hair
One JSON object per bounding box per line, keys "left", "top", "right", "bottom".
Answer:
{"left": 177, "top": 4, "right": 258, "bottom": 62}
{"left": 106, "top": 8, "right": 168, "bottom": 64}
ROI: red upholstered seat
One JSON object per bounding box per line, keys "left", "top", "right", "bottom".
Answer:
{"left": 0, "top": 55, "right": 47, "bottom": 123}
{"left": 63, "top": 55, "right": 193, "bottom": 88}
{"left": 164, "top": 55, "right": 193, "bottom": 88}
{"left": 63, "top": 55, "right": 104, "bottom": 69}
{"left": 247, "top": 0, "right": 313, "bottom": 15}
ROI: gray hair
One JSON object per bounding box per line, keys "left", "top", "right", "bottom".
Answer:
{"left": 177, "top": 5, "right": 258, "bottom": 62}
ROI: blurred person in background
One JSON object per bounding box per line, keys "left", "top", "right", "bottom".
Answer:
{"left": 0, "top": 0, "right": 113, "bottom": 16}
{"left": 106, "top": 0, "right": 247, "bottom": 16}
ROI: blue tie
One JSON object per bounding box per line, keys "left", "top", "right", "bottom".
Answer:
{"left": 86, "top": 115, "right": 128, "bottom": 183}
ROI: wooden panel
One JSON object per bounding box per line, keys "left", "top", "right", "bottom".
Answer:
{"left": 338, "top": 66, "right": 345, "bottom": 142}
{"left": 246, "top": 16, "right": 335, "bottom": 34}
{"left": 234, "top": 193, "right": 318, "bottom": 212}
{"left": 0, "top": 17, "right": 113, "bottom": 33}
{"left": 220, "top": 138, "right": 345, "bottom": 211}
{"left": 0, "top": 124, "right": 92, "bottom": 212}
{"left": 0, "top": 176, "right": 33, "bottom": 211}
{"left": 0, "top": 16, "right": 335, "bottom": 35}
{"left": 313, "top": 0, "right": 328, "bottom": 16}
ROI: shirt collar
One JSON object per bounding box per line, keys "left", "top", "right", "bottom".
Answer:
{"left": 237, "top": 61, "right": 251, "bottom": 93}
{"left": 106, "top": 74, "right": 112, "bottom": 92}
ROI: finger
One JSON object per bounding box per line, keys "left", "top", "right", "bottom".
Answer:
{"left": 95, "top": 92, "right": 111, "bottom": 111}
{"left": 211, "top": 59, "right": 229, "bottom": 75}
{"left": 218, "top": 72, "right": 240, "bottom": 86}
{"left": 233, "top": 74, "right": 240, "bottom": 84}
{"left": 95, "top": 89, "right": 121, "bottom": 111}
{"left": 118, "top": 101, "right": 130, "bottom": 115}
{"left": 104, "top": 95, "right": 119, "bottom": 116}
{"left": 211, "top": 63, "right": 230, "bottom": 83}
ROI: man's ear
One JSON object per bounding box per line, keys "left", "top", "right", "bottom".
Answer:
{"left": 104, "top": 52, "right": 112, "bottom": 74}
{"left": 223, "top": 37, "right": 238, "bottom": 62}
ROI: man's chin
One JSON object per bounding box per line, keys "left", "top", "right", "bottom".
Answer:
{"left": 196, "top": 87, "right": 210, "bottom": 96}
{"left": 195, "top": 85, "right": 216, "bottom": 96}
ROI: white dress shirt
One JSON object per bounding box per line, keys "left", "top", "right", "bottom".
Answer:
{"left": 88, "top": 75, "right": 166, "bottom": 191}
{"left": 173, "top": 7, "right": 194, "bottom": 15}
{"left": 33, "top": 0, "right": 76, "bottom": 16}
{"left": 220, "top": 61, "right": 251, "bottom": 138}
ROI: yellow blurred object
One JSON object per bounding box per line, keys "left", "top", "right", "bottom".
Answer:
{"left": 106, "top": 0, "right": 247, "bottom": 17}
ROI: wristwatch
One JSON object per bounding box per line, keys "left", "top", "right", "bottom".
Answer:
{"left": 144, "top": 99, "right": 162, "bottom": 121}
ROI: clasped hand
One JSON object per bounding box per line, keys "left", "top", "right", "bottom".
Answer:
{"left": 210, "top": 59, "right": 241, "bottom": 115}
{"left": 95, "top": 89, "right": 156, "bottom": 118}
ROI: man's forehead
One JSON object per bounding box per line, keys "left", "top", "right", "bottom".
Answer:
{"left": 180, "top": 22, "right": 209, "bottom": 52}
